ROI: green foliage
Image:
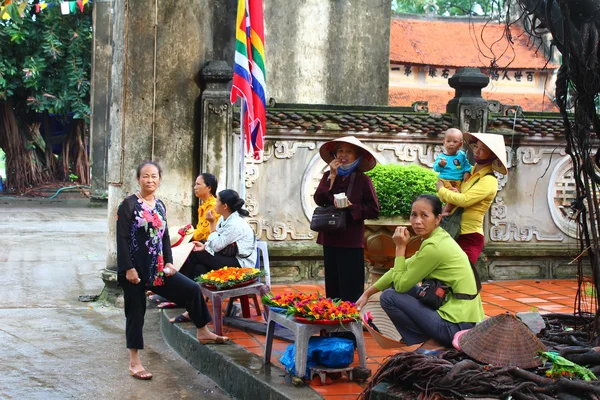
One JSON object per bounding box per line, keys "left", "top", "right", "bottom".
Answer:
{"left": 391, "top": 0, "right": 504, "bottom": 16}
{"left": 0, "top": 0, "right": 92, "bottom": 121}
{"left": 366, "top": 164, "right": 438, "bottom": 218}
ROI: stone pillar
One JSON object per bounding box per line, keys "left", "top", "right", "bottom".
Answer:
{"left": 265, "top": 0, "right": 391, "bottom": 105}
{"left": 198, "top": 61, "right": 234, "bottom": 191}
{"left": 89, "top": 0, "right": 112, "bottom": 201}
{"left": 446, "top": 67, "right": 490, "bottom": 133}
{"left": 100, "top": 0, "right": 208, "bottom": 303}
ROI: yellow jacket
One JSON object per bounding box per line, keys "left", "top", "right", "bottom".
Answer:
{"left": 193, "top": 196, "right": 221, "bottom": 242}
{"left": 438, "top": 164, "right": 497, "bottom": 235}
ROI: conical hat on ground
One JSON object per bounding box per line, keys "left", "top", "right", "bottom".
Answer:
{"left": 359, "top": 292, "right": 404, "bottom": 349}
{"left": 458, "top": 313, "right": 546, "bottom": 368}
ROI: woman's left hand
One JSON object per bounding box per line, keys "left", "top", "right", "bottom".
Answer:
{"left": 436, "top": 179, "right": 444, "bottom": 191}
{"left": 192, "top": 241, "right": 205, "bottom": 252}
{"left": 164, "top": 263, "right": 176, "bottom": 277}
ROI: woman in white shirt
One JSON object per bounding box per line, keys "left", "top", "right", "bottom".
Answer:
{"left": 172, "top": 189, "right": 257, "bottom": 323}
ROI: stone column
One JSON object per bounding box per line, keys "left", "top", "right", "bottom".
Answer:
{"left": 198, "top": 61, "right": 234, "bottom": 191}
{"left": 89, "top": 0, "right": 112, "bottom": 202}
{"left": 446, "top": 67, "right": 490, "bottom": 133}
{"left": 100, "top": 0, "right": 207, "bottom": 303}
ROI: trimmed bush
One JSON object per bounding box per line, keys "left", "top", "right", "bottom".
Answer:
{"left": 365, "top": 164, "right": 438, "bottom": 218}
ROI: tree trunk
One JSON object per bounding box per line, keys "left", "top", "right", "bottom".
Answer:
{"left": 0, "top": 102, "right": 57, "bottom": 193}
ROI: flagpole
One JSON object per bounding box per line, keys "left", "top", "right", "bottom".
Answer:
{"left": 240, "top": 105, "right": 246, "bottom": 201}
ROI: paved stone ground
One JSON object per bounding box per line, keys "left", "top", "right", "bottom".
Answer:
{"left": 0, "top": 198, "right": 231, "bottom": 400}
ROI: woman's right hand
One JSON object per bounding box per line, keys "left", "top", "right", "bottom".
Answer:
{"left": 392, "top": 226, "right": 411, "bottom": 247}
{"left": 206, "top": 209, "right": 216, "bottom": 223}
{"left": 355, "top": 292, "right": 370, "bottom": 312}
{"left": 126, "top": 268, "right": 141, "bottom": 284}
{"left": 192, "top": 241, "right": 205, "bottom": 252}
{"left": 328, "top": 159, "right": 342, "bottom": 179}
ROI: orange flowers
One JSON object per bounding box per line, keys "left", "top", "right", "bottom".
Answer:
{"left": 263, "top": 292, "right": 360, "bottom": 324}
{"left": 196, "top": 266, "right": 262, "bottom": 290}
{"left": 262, "top": 292, "right": 319, "bottom": 308}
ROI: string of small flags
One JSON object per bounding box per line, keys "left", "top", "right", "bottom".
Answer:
{"left": 0, "top": 0, "right": 90, "bottom": 20}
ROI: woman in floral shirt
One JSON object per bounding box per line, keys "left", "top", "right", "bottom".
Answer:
{"left": 117, "top": 161, "right": 228, "bottom": 380}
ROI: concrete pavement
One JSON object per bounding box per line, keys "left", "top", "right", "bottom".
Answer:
{"left": 0, "top": 198, "right": 231, "bottom": 400}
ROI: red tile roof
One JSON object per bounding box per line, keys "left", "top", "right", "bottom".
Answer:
{"left": 389, "top": 86, "right": 558, "bottom": 113}
{"left": 390, "top": 18, "right": 557, "bottom": 69}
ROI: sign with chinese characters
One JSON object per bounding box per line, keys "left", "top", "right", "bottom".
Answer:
{"left": 390, "top": 64, "right": 540, "bottom": 89}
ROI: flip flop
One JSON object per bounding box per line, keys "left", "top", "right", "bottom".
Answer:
{"left": 415, "top": 348, "right": 445, "bottom": 356}
{"left": 170, "top": 313, "right": 192, "bottom": 323}
{"left": 130, "top": 368, "right": 153, "bottom": 380}
{"left": 148, "top": 294, "right": 168, "bottom": 303}
{"left": 199, "top": 335, "right": 229, "bottom": 345}
{"left": 156, "top": 302, "right": 177, "bottom": 309}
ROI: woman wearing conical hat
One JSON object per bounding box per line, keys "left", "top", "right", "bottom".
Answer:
{"left": 314, "top": 136, "right": 380, "bottom": 303}
{"left": 436, "top": 132, "right": 508, "bottom": 265}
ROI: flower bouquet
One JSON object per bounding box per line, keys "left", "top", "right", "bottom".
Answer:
{"left": 195, "top": 266, "right": 263, "bottom": 290}
{"left": 261, "top": 292, "right": 319, "bottom": 313}
{"left": 288, "top": 297, "right": 360, "bottom": 326}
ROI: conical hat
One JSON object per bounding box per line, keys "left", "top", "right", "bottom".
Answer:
{"left": 359, "top": 292, "right": 404, "bottom": 349}
{"left": 319, "top": 136, "right": 377, "bottom": 172}
{"left": 458, "top": 313, "right": 546, "bottom": 368}
{"left": 463, "top": 132, "right": 508, "bottom": 175}
{"left": 171, "top": 242, "right": 195, "bottom": 271}
{"left": 169, "top": 224, "right": 194, "bottom": 248}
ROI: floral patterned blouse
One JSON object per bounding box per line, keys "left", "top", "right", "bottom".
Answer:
{"left": 116, "top": 194, "right": 173, "bottom": 287}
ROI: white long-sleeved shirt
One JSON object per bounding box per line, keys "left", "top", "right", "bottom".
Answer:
{"left": 205, "top": 211, "right": 257, "bottom": 268}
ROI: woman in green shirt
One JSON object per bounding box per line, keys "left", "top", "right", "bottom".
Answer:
{"left": 356, "top": 194, "right": 484, "bottom": 354}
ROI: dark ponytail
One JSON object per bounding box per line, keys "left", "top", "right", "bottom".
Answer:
{"left": 218, "top": 189, "right": 250, "bottom": 217}
{"left": 199, "top": 173, "right": 218, "bottom": 197}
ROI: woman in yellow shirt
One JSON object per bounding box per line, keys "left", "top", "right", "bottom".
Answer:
{"left": 179, "top": 173, "right": 220, "bottom": 278}
{"left": 192, "top": 173, "right": 220, "bottom": 242}
{"left": 437, "top": 132, "right": 508, "bottom": 265}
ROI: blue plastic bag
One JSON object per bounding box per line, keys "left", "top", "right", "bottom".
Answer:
{"left": 279, "top": 337, "right": 355, "bottom": 378}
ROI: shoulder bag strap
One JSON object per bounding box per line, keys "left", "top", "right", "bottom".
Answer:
{"left": 347, "top": 172, "right": 357, "bottom": 197}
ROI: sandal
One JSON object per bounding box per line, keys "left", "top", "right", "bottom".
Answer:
{"left": 199, "top": 335, "right": 229, "bottom": 345}
{"left": 156, "top": 302, "right": 177, "bottom": 309}
{"left": 170, "top": 313, "right": 192, "bottom": 324}
{"left": 148, "top": 294, "right": 168, "bottom": 303}
{"left": 415, "top": 348, "right": 445, "bottom": 356}
{"left": 129, "top": 367, "right": 153, "bottom": 380}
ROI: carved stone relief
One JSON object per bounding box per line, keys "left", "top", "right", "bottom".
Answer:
{"left": 207, "top": 102, "right": 228, "bottom": 116}
{"left": 517, "top": 147, "right": 566, "bottom": 165}
{"left": 547, "top": 155, "right": 590, "bottom": 239}
{"left": 490, "top": 197, "right": 564, "bottom": 242}
{"left": 248, "top": 218, "right": 315, "bottom": 241}
{"left": 375, "top": 143, "right": 442, "bottom": 167}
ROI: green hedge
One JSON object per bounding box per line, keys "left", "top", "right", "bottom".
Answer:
{"left": 365, "top": 164, "right": 438, "bottom": 218}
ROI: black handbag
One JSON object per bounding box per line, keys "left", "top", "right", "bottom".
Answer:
{"left": 218, "top": 242, "right": 238, "bottom": 257}
{"left": 440, "top": 207, "right": 464, "bottom": 240}
{"left": 416, "top": 279, "right": 450, "bottom": 310}
{"left": 310, "top": 173, "right": 356, "bottom": 233}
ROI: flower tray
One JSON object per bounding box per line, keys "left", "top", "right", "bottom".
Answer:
{"left": 294, "top": 316, "right": 356, "bottom": 325}
{"left": 266, "top": 305, "right": 288, "bottom": 314}
{"left": 202, "top": 277, "right": 258, "bottom": 291}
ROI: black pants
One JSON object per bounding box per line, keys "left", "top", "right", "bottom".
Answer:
{"left": 119, "top": 272, "right": 211, "bottom": 349}
{"left": 323, "top": 246, "right": 365, "bottom": 302}
{"left": 179, "top": 250, "right": 240, "bottom": 281}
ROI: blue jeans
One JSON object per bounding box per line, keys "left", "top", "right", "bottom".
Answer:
{"left": 380, "top": 287, "right": 475, "bottom": 347}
